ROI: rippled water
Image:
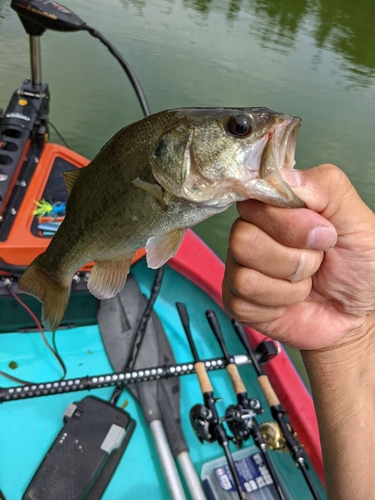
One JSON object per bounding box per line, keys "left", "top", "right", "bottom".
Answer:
{"left": 1, "top": 0, "right": 375, "bottom": 384}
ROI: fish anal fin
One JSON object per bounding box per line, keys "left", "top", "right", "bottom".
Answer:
{"left": 132, "top": 177, "right": 167, "bottom": 211}
{"left": 88, "top": 255, "right": 133, "bottom": 300}
{"left": 63, "top": 168, "right": 84, "bottom": 195}
{"left": 146, "top": 228, "right": 186, "bottom": 269}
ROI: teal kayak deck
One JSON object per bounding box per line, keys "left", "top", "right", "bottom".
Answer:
{"left": 0, "top": 258, "right": 326, "bottom": 499}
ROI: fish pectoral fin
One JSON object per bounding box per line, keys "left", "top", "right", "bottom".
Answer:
{"left": 63, "top": 168, "right": 84, "bottom": 195}
{"left": 88, "top": 255, "right": 133, "bottom": 300}
{"left": 146, "top": 228, "right": 186, "bottom": 269}
{"left": 132, "top": 177, "right": 167, "bottom": 211}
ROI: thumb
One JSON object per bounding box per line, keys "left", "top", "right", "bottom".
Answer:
{"left": 283, "top": 164, "right": 373, "bottom": 235}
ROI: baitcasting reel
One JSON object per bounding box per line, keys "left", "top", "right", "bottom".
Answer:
{"left": 190, "top": 403, "right": 243, "bottom": 447}
{"left": 225, "top": 398, "right": 263, "bottom": 441}
{"left": 190, "top": 404, "right": 216, "bottom": 443}
{"left": 190, "top": 404, "right": 217, "bottom": 443}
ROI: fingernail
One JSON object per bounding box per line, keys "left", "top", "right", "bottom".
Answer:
{"left": 281, "top": 168, "right": 302, "bottom": 187}
{"left": 308, "top": 226, "right": 337, "bottom": 250}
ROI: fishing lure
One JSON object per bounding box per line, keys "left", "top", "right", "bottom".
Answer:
{"left": 33, "top": 199, "right": 66, "bottom": 219}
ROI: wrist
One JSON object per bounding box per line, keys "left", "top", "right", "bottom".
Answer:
{"left": 301, "top": 315, "right": 375, "bottom": 381}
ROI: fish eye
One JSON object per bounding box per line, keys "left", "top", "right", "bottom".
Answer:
{"left": 227, "top": 115, "right": 252, "bottom": 137}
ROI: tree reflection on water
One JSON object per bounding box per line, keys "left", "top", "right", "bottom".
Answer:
{"left": 149, "top": 0, "right": 375, "bottom": 86}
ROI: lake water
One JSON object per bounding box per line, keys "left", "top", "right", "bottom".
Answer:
{"left": 1, "top": 0, "right": 375, "bottom": 386}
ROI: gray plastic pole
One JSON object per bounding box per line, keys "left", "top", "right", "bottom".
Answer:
{"left": 150, "top": 420, "right": 187, "bottom": 500}
{"left": 177, "top": 451, "right": 207, "bottom": 500}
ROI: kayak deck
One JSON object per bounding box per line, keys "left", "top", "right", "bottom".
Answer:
{"left": 0, "top": 257, "right": 326, "bottom": 500}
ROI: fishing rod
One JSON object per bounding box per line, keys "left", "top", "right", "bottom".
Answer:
{"left": 206, "top": 310, "right": 288, "bottom": 500}
{"left": 232, "top": 321, "right": 322, "bottom": 500}
{"left": 176, "top": 302, "right": 246, "bottom": 500}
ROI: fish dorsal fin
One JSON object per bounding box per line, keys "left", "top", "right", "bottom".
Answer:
{"left": 63, "top": 168, "right": 84, "bottom": 195}
{"left": 132, "top": 177, "right": 167, "bottom": 211}
{"left": 88, "top": 254, "right": 133, "bottom": 300}
{"left": 146, "top": 228, "right": 186, "bottom": 268}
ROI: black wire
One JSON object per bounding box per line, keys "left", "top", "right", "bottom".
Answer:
{"left": 47, "top": 119, "right": 70, "bottom": 149}
{"left": 83, "top": 25, "right": 151, "bottom": 118}
{"left": 24, "top": 96, "right": 71, "bottom": 149}
{"left": 127, "top": 266, "right": 164, "bottom": 371}
{"left": 110, "top": 266, "right": 164, "bottom": 405}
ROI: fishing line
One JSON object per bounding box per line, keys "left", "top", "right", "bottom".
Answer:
{"left": 0, "top": 286, "right": 66, "bottom": 385}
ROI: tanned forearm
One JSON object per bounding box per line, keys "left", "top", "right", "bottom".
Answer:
{"left": 302, "top": 322, "right": 375, "bottom": 500}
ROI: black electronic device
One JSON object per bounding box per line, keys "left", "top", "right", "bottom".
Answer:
{"left": 11, "top": 0, "right": 86, "bottom": 35}
{"left": 23, "top": 396, "right": 135, "bottom": 500}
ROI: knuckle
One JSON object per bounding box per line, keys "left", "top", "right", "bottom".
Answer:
{"left": 229, "top": 221, "right": 263, "bottom": 265}
{"left": 318, "top": 163, "right": 350, "bottom": 188}
{"left": 224, "top": 292, "right": 246, "bottom": 320}
{"left": 230, "top": 266, "right": 257, "bottom": 298}
{"left": 228, "top": 219, "right": 248, "bottom": 250}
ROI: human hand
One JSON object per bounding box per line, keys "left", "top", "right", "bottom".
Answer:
{"left": 223, "top": 164, "right": 375, "bottom": 350}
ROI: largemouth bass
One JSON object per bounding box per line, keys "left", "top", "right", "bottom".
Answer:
{"left": 19, "top": 107, "right": 303, "bottom": 331}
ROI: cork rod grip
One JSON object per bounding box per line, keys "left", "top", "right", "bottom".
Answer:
{"left": 258, "top": 374, "right": 280, "bottom": 407}
{"left": 195, "top": 362, "right": 213, "bottom": 394}
{"left": 226, "top": 363, "right": 246, "bottom": 395}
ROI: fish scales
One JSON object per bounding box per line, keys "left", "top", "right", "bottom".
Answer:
{"left": 18, "top": 107, "right": 304, "bottom": 331}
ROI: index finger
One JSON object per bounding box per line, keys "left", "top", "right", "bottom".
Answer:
{"left": 237, "top": 204, "right": 337, "bottom": 251}
{"left": 228, "top": 217, "right": 324, "bottom": 281}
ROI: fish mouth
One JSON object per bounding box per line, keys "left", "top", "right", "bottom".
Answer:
{"left": 259, "top": 116, "right": 305, "bottom": 208}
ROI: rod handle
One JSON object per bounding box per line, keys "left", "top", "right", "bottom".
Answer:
{"left": 194, "top": 362, "right": 213, "bottom": 394}
{"left": 226, "top": 363, "right": 247, "bottom": 395}
{"left": 258, "top": 374, "right": 280, "bottom": 407}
